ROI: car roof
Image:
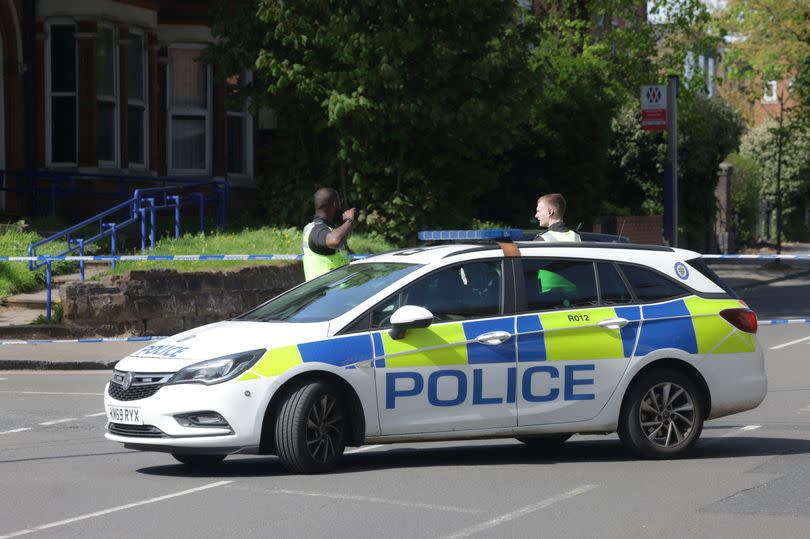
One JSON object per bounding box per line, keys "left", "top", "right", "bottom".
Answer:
{"left": 362, "top": 242, "right": 701, "bottom": 266}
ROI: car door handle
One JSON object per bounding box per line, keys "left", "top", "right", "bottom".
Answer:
{"left": 597, "top": 317, "right": 629, "bottom": 330}
{"left": 475, "top": 331, "right": 512, "bottom": 346}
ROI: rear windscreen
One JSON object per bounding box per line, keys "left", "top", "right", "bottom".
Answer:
{"left": 686, "top": 257, "right": 739, "bottom": 297}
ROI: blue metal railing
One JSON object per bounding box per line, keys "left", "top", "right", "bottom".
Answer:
{"left": 1, "top": 170, "right": 230, "bottom": 321}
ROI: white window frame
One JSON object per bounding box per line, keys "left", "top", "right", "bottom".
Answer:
{"left": 45, "top": 20, "right": 79, "bottom": 167}
{"left": 167, "top": 43, "right": 211, "bottom": 176}
{"left": 127, "top": 28, "right": 148, "bottom": 169}
{"left": 763, "top": 80, "right": 778, "bottom": 103}
{"left": 226, "top": 71, "right": 254, "bottom": 183}
{"left": 96, "top": 23, "right": 119, "bottom": 168}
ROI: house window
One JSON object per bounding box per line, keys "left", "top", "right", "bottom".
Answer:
{"left": 96, "top": 25, "right": 118, "bottom": 166}
{"left": 764, "top": 80, "right": 778, "bottom": 103}
{"left": 168, "top": 46, "right": 210, "bottom": 173}
{"left": 226, "top": 71, "right": 253, "bottom": 178}
{"left": 48, "top": 23, "right": 78, "bottom": 165}
{"left": 127, "top": 31, "right": 147, "bottom": 168}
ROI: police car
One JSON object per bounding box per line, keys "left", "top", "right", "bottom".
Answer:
{"left": 104, "top": 230, "right": 766, "bottom": 473}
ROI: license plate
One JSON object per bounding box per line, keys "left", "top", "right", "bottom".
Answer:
{"left": 107, "top": 406, "right": 143, "bottom": 425}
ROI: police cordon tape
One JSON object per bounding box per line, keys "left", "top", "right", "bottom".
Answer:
{"left": 1, "top": 253, "right": 809, "bottom": 262}
{"left": 3, "top": 318, "right": 810, "bottom": 346}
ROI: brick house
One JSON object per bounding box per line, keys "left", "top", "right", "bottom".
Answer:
{"left": 0, "top": 0, "right": 263, "bottom": 220}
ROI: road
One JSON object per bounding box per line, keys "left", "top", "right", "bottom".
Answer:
{"left": 1, "top": 324, "right": 809, "bottom": 538}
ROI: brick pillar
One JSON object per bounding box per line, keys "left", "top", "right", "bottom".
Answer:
{"left": 118, "top": 27, "right": 130, "bottom": 169}
{"left": 715, "top": 162, "right": 733, "bottom": 253}
{"left": 76, "top": 21, "right": 97, "bottom": 168}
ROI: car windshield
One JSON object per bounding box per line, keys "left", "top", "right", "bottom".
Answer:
{"left": 238, "top": 262, "right": 421, "bottom": 323}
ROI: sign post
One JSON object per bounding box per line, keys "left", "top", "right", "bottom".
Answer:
{"left": 641, "top": 81, "right": 678, "bottom": 246}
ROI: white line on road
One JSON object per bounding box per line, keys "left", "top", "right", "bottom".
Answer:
{"left": 770, "top": 335, "right": 810, "bottom": 350}
{"left": 0, "top": 481, "right": 233, "bottom": 539}
{"left": 0, "top": 378, "right": 8, "bottom": 381}
{"left": 0, "top": 428, "right": 32, "bottom": 435}
{"left": 345, "top": 444, "right": 383, "bottom": 454}
{"left": 85, "top": 412, "right": 107, "bottom": 417}
{"left": 263, "top": 488, "right": 482, "bottom": 514}
{"left": 704, "top": 425, "right": 762, "bottom": 444}
{"left": 740, "top": 425, "right": 762, "bottom": 432}
{"left": 439, "top": 484, "right": 599, "bottom": 539}
{"left": 0, "top": 391, "right": 103, "bottom": 396}
{"left": 38, "top": 418, "right": 76, "bottom": 426}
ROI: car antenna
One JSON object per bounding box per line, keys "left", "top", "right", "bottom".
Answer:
{"left": 618, "top": 219, "right": 626, "bottom": 238}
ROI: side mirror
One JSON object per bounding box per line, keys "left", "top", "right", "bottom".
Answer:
{"left": 388, "top": 305, "right": 434, "bottom": 340}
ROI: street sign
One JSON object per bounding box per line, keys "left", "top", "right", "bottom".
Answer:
{"left": 641, "top": 85, "right": 667, "bottom": 131}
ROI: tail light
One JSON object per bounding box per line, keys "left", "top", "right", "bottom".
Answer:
{"left": 720, "top": 308, "right": 758, "bottom": 334}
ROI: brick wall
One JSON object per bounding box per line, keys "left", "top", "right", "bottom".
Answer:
{"left": 593, "top": 215, "right": 663, "bottom": 245}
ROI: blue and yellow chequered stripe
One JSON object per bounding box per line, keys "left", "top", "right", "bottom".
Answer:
{"left": 239, "top": 296, "right": 755, "bottom": 380}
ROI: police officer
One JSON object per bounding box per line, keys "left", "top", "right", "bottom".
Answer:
{"left": 303, "top": 188, "right": 357, "bottom": 281}
{"left": 535, "top": 193, "right": 581, "bottom": 242}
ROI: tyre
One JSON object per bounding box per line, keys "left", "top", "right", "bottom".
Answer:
{"left": 618, "top": 368, "right": 705, "bottom": 459}
{"left": 516, "top": 434, "right": 572, "bottom": 452}
{"left": 171, "top": 454, "right": 226, "bottom": 467}
{"left": 274, "top": 380, "right": 347, "bottom": 474}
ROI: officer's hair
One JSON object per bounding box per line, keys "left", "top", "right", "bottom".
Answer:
{"left": 314, "top": 187, "right": 339, "bottom": 210}
{"left": 538, "top": 193, "right": 566, "bottom": 217}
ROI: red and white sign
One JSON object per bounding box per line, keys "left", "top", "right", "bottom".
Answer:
{"left": 641, "top": 85, "right": 667, "bottom": 131}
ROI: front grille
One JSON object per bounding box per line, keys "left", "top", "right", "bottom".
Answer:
{"left": 107, "top": 371, "right": 172, "bottom": 401}
{"left": 108, "top": 381, "right": 163, "bottom": 401}
{"left": 108, "top": 423, "right": 167, "bottom": 438}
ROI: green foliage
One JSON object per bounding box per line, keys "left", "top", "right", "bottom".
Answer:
{"left": 0, "top": 229, "right": 76, "bottom": 299}
{"left": 101, "top": 227, "right": 394, "bottom": 276}
{"left": 724, "top": 153, "right": 762, "bottom": 244}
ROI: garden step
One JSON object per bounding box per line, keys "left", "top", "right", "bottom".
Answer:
{"left": 1, "top": 291, "right": 60, "bottom": 310}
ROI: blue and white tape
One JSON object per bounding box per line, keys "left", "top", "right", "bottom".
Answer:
{"left": 0, "top": 254, "right": 369, "bottom": 262}
{"left": 0, "top": 336, "right": 168, "bottom": 346}
{"left": 759, "top": 318, "right": 810, "bottom": 325}
{"left": 702, "top": 254, "right": 810, "bottom": 260}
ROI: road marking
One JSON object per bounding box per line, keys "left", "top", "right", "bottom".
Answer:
{"left": 0, "top": 378, "right": 8, "bottom": 381}
{"left": 264, "top": 488, "right": 482, "bottom": 514}
{"left": 0, "top": 428, "right": 32, "bottom": 435}
{"left": 0, "top": 481, "right": 232, "bottom": 539}
{"left": 345, "top": 444, "right": 383, "bottom": 454}
{"left": 0, "top": 391, "right": 103, "bottom": 396}
{"left": 770, "top": 335, "right": 810, "bottom": 350}
{"left": 85, "top": 412, "right": 107, "bottom": 417}
{"left": 39, "top": 418, "right": 76, "bottom": 426}
{"left": 704, "top": 425, "right": 762, "bottom": 443}
{"left": 740, "top": 425, "right": 761, "bottom": 432}
{"left": 439, "top": 484, "right": 598, "bottom": 539}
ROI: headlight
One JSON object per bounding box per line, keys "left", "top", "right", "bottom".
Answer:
{"left": 166, "top": 349, "right": 265, "bottom": 385}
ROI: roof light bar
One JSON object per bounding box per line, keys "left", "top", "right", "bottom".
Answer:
{"left": 417, "top": 229, "right": 525, "bottom": 241}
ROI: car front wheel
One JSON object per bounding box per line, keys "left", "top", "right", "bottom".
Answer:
{"left": 618, "top": 368, "right": 705, "bottom": 459}
{"left": 274, "top": 380, "right": 347, "bottom": 474}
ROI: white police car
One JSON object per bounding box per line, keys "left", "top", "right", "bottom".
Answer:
{"left": 105, "top": 230, "right": 766, "bottom": 473}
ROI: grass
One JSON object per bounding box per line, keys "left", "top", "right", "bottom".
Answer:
{"left": 0, "top": 228, "right": 77, "bottom": 299}
{"left": 100, "top": 226, "right": 396, "bottom": 275}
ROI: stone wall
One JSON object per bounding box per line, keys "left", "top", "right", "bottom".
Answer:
{"left": 60, "top": 264, "right": 304, "bottom": 336}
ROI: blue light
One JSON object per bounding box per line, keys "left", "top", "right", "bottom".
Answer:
{"left": 417, "top": 229, "right": 525, "bottom": 241}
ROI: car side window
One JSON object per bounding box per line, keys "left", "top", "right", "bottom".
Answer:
{"left": 619, "top": 264, "right": 688, "bottom": 302}
{"left": 520, "top": 259, "right": 598, "bottom": 312}
{"left": 597, "top": 262, "right": 634, "bottom": 305}
{"left": 371, "top": 260, "right": 503, "bottom": 326}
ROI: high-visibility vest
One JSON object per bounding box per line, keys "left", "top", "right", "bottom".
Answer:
{"left": 541, "top": 229, "right": 581, "bottom": 242}
{"left": 302, "top": 221, "right": 350, "bottom": 280}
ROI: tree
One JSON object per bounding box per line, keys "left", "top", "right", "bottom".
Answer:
{"left": 208, "top": 0, "right": 535, "bottom": 243}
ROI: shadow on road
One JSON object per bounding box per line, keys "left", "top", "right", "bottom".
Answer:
{"left": 135, "top": 436, "right": 810, "bottom": 478}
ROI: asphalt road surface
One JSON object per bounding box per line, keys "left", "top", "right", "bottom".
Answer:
{"left": 1, "top": 323, "right": 810, "bottom": 539}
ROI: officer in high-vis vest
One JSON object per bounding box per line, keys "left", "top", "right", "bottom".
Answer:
{"left": 534, "top": 193, "right": 581, "bottom": 242}
{"left": 303, "top": 187, "right": 357, "bottom": 281}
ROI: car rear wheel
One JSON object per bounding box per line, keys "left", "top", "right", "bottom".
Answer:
{"left": 516, "top": 434, "right": 572, "bottom": 452}
{"left": 171, "top": 454, "right": 226, "bottom": 467}
{"left": 274, "top": 380, "right": 347, "bottom": 474}
{"left": 618, "top": 368, "right": 704, "bottom": 459}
